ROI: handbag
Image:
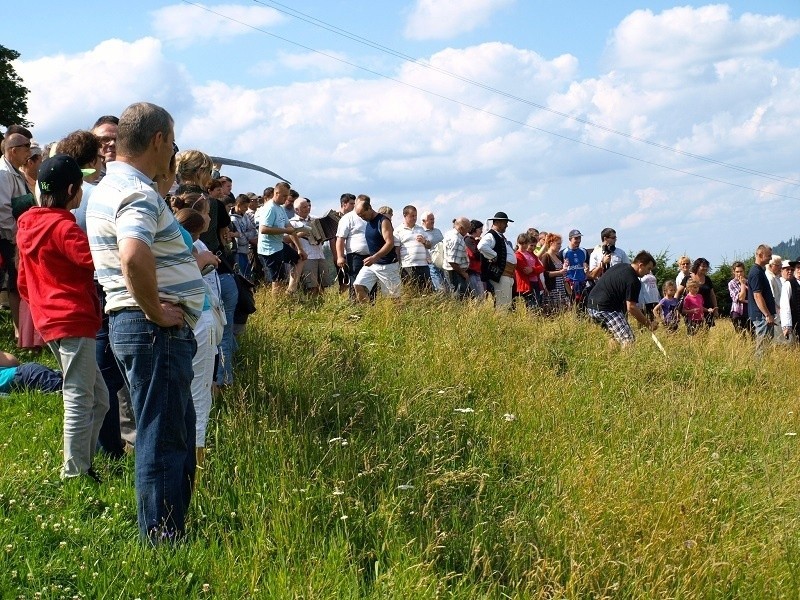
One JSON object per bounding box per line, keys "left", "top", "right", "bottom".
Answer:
{"left": 216, "top": 250, "right": 258, "bottom": 317}
{"left": 234, "top": 272, "right": 256, "bottom": 317}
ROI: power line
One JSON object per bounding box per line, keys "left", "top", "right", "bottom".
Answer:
{"left": 181, "top": 0, "right": 800, "bottom": 200}
{"left": 252, "top": 0, "right": 800, "bottom": 188}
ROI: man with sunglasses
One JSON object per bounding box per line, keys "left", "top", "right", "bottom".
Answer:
{"left": 0, "top": 131, "right": 33, "bottom": 338}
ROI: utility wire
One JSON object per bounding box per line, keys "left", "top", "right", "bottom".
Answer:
{"left": 253, "top": 0, "right": 800, "bottom": 188}
{"left": 181, "top": 0, "right": 800, "bottom": 200}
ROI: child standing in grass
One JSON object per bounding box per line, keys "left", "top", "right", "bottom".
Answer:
{"left": 654, "top": 280, "right": 680, "bottom": 332}
{"left": 681, "top": 279, "right": 706, "bottom": 335}
{"left": 16, "top": 155, "right": 109, "bottom": 481}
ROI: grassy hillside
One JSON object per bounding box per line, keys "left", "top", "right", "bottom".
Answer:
{"left": 1, "top": 293, "right": 800, "bottom": 598}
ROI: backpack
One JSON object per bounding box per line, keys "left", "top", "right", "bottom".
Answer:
{"left": 430, "top": 241, "right": 445, "bottom": 269}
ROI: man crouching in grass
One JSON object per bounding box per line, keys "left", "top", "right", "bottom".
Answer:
{"left": 586, "top": 250, "right": 658, "bottom": 347}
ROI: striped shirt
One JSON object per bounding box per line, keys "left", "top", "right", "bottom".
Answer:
{"left": 443, "top": 228, "right": 468, "bottom": 270}
{"left": 86, "top": 161, "right": 205, "bottom": 327}
{"left": 396, "top": 224, "right": 429, "bottom": 267}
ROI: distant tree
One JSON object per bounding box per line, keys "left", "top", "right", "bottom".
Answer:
{"left": 0, "top": 45, "right": 31, "bottom": 128}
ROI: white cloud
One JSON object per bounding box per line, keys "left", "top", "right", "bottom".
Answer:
{"left": 150, "top": 3, "right": 283, "bottom": 46}
{"left": 15, "top": 38, "right": 192, "bottom": 142}
{"left": 404, "top": 0, "right": 515, "bottom": 40}
{"left": 606, "top": 5, "right": 800, "bottom": 72}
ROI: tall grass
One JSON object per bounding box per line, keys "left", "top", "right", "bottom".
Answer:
{"left": 1, "top": 293, "right": 799, "bottom": 598}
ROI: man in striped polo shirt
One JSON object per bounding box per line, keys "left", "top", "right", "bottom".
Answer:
{"left": 87, "top": 102, "right": 205, "bottom": 544}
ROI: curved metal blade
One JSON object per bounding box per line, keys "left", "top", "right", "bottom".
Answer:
{"left": 210, "top": 156, "right": 291, "bottom": 185}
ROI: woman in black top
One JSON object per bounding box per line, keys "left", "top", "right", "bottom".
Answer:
{"left": 689, "top": 257, "right": 718, "bottom": 327}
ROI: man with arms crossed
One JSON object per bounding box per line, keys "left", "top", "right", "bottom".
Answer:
{"left": 87, "top": 102, "right": 205, "bottom": 543}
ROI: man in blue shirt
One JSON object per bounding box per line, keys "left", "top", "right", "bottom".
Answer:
{"left": 563, "top": 229, "right": 588, "bottom": 305}
{"left": 747, "top": 244, "right": 776, "bottom": 357}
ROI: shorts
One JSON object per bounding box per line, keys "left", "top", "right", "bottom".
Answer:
{"left": 353, "top": 262, "right": 401, "bottom": 298}
{"left": 260, "top": 249, "right": 286, "bottom": 282}
{"left": 283, "top": 242, "right": 300, "bottom": 265}
{"left": 587, "top": 308, "right": 634, "bottom": 344}
{"left": 0, "top": 239, "right": 17, "bottom": 292}
{"left": 301, "top": 259, "right": 326, "bottom": 289}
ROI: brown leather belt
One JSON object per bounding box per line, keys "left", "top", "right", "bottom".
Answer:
{"left": 502, "top": 263, "right": 516, "bottom": 278}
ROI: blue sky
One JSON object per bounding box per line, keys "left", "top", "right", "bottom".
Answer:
{"left": 6, "top": 1, "right": 800, "bottom": 266}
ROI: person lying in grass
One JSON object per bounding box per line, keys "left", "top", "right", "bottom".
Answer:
{"left": 0, "top": 350, "right": 62, "bottom": 394}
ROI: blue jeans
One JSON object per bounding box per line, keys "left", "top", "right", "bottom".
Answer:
{"left": 448, "top": 270, "right": 469, "bottom": 299}
{"left": 752, "top": 317, "right": 774, "bottom": 358}
{"left": 216, "top": 273, "right": 238, "bottom": 386}
{"left": 109, "top": 310, "right": 197, "bottom": 542}
{"left": 12, "top": 363, "right": 62, "bottom": 393}
{"left": 236, "top": 252, "right": 252, "bottom": 279}
{"left": 96, "top": 285, "right": 126, "bottom": 458}
{"left": 346, "top": 253, "right": 367, "bottom": 298}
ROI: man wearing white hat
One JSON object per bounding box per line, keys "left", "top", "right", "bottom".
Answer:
{"left": 477, "top": 211, "right": 516, "bottom": 311}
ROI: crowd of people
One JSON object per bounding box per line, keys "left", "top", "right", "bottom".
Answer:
{"left": 0, "top": 100, "right": 792, "bottom": 544}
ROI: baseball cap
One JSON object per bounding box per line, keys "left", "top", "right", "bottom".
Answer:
{"left": 569, "top": 229, "right": 582, "bottom": 238}
{"left": 37, "top": 154, "right": 87, "bottom": 196}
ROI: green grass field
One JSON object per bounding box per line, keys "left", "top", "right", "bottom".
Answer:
{"left": 1, "top": 292, "right": 799, "bottom": 599}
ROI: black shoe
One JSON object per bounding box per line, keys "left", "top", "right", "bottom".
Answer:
{"left": 86, "top": 468, "right": 103, "bottom": 484}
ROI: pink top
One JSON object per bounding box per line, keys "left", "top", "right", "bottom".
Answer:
{"left": 682, "top": 293, "right": 705, "bottom": 322}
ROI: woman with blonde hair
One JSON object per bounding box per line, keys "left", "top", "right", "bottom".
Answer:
{"left": 176, "top": 150, "right": 239, "bottom": 388}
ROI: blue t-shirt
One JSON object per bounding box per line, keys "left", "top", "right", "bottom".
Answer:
{"left": 747, "top": 263, "right": 774, "bottom": 320}
{"left": 563, "top": 247, "right": 587, "bottom": 283}
{"left": 257, "top": 202, "right": 288, "bottom": 256}
{"left": 0, "top": 366, "right": 17, "bottom": 393}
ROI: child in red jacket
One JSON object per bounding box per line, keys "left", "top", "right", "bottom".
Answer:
{"left": 17, "top": 155, "right": 109, "bottom": 481}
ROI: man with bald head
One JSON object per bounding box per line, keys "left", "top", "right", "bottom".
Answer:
{"left": 443, "top": 217, "right": 471, "bottom": 299}
{"left": 290, "top": 198, "right": 326, "bottom": 295}
{"left": 0, "top": 131, "right": 33, "bottom": 335}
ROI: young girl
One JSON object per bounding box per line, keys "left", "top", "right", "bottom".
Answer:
{"left": 681, "top": 279, "right": 706, "bottom": 335}
{"left": 654, "top": 280, "right": 680, "bottom": 332}
{"left": 175, "top": 201, "right": 223, "bottom": 467}
{"left": 17, "top": 155, "right": 109, "bottom": 481}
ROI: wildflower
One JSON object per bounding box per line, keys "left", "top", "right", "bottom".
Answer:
{"left": 340, "top": 515, "right": 348, "bottom": 520}
{"left": 503, "top": 413, "right": 516, "bottom": 422}
{"left": 202, "top": 584, "right": 211, "bottom": 593}
{"left": 454, "top": 408, "right": 474, "bottom": 413}
{"left": 397, "top": 484, "right": 414, "bottom": 490}
{"left": 333, "top": 488, "right": 344, "bottom": 496}
{"left": 684, "top": 539, "right": 697, "bottom": 549}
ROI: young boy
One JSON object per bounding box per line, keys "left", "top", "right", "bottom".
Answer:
{"left": 17, "top": 155, "right": 109, "bottom": 481}
{"left": 654, "top": 280, "right": 680, "bottom": 332}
